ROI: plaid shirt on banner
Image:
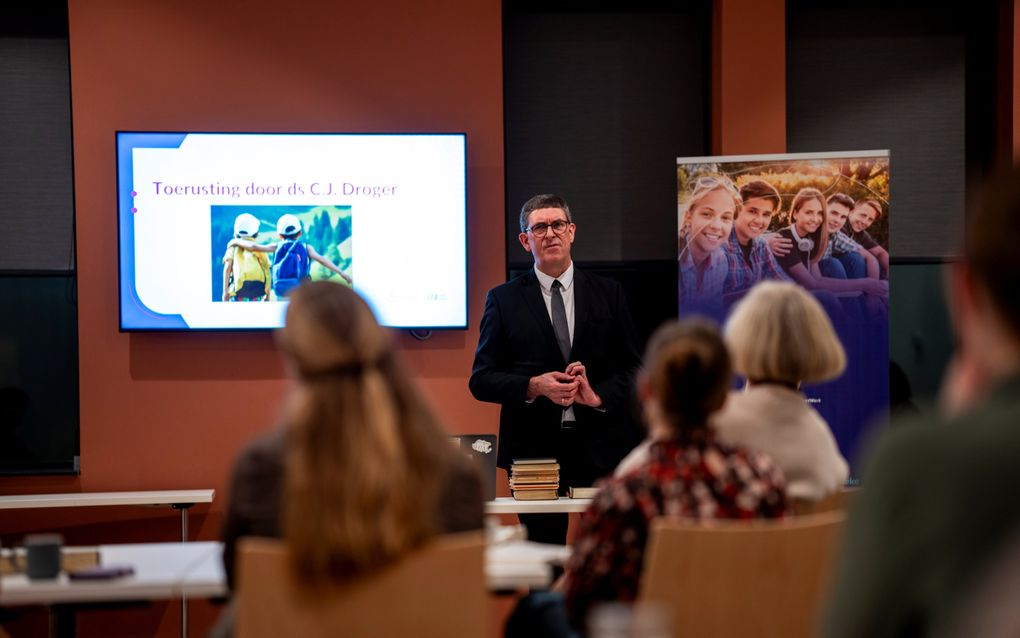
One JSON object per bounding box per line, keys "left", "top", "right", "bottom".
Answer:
{"left": 722, "top": 231, "right": 792, "bottom": 298}
{"left": 679, "top": 245, "right": 729, "bottom": 320}
{"left": 822, "top": 230, "right": 863, "bottom": 260}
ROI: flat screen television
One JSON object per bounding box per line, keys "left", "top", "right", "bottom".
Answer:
{"left": 116, "top": 132, "right": 467, "bottom": 330}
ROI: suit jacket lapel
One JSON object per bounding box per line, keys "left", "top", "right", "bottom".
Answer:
{"left": 518, "top": 270, "right": 564, "bottom": 366}
{"left": 570, "top": 268, "right": 588, "bottom": 362}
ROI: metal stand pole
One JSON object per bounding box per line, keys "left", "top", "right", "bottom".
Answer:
{"left": 171, "top": 503, "right": 196, "bottom": 638}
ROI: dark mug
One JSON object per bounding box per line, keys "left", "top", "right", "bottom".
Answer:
{"left": 24, "top": 533, "right": 63, "bottom": 580}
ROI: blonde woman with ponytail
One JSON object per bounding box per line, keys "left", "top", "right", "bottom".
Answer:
{"left": 220, "top": 281, "right": 483, "bottom": 602}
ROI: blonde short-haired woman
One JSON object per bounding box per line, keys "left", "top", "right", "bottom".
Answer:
{"left": 714, "top": 281, "right": 849, "bottom": 502}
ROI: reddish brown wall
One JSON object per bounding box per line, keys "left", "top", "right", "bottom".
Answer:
{"left": 5, "top": 0, "right": 505, "bottom": 512}
{"left": 712, "top": 0, "right": 786, "bottom": 155}
{"left": 3, "top": 0, "right": 1014, "bottom": 634}
{"left": 0, "top": 0, "right": 503, "bottom": 634}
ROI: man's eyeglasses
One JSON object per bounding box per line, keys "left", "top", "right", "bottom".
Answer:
{"left": 525, "top": 220, "right": 571, "bottom": 237}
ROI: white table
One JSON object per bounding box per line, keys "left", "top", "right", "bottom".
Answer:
{"left": 486, "top": 540, "right": 571, "bottom": 590}
{"left": 486, "top": 497, "right": 592, "bottom": 514}
{"left": 0, "top": 538, "right": 568, "bottom": 608}
{"left": 0, "top": 541, "right": 224, "bottom": 638}
{"left": 0, "top": 541, "right": 225, "bottom": 606}
{"left": 0, "top": 493, "right": 215, "bottom": 638}
{"left": 0, "top": 490, "right": 216, "bottom": 542}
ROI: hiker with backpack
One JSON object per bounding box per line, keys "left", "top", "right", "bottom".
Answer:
{"left": 222, "top": 213, "right": 272, "bottom": 302}
{"left": 228, "top": 213, "right": 352, "bottom": 298}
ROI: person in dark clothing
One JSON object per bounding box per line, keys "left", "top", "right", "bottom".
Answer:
{"left": 470, "top": 194, "right": 642, "bottom": 544}
{"left": 824, "top": 165, "right": 1020, "bottom": 637}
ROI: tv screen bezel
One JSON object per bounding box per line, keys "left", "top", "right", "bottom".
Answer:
{"left": 115, "top": 130, "right": 469, "bottom": 333}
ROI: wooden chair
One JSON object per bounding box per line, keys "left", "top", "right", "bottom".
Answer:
{"left": 637, "top": 511, "right": 846, "bottom": 638}
{"left": 235, "top": 531, "right": 487, "bottom": 638}
{"left": 791, "top": 485, "right": 859, "bottom": 516}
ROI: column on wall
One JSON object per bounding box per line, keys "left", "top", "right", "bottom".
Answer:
{"left": 711, "top": 0, "right": 786, "bottom": 155}
{"left": 1013, "top": 0, "right": 1019, "bottom": 161}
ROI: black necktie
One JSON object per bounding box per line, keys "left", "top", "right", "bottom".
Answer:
{"left": 551, "top": 280, "right": 570, "bottom": 362}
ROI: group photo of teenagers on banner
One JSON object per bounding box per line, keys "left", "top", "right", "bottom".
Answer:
{"left": 677, "top": 152, "right": 891, "bottom": 471}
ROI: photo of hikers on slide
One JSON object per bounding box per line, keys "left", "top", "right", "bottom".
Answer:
{"left": 211, "top": 205, "right": 352, "bottom": 302}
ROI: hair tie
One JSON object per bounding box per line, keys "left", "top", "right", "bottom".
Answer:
{"left": 299, "top": 361, "right": 363, "bottom": 380}
{"left": 299, "top": 352, "right": 388, "bottom": 380}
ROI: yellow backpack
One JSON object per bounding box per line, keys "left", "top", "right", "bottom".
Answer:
{"left": 230, "top": 246, "right": 269, "bottom": 294}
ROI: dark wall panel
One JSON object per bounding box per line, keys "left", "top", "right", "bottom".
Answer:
{"left": 787, "top": 3, "right": 996, "bottom": 260}
{"left": 0, "top": 276, "right": 79, "bottom": 474}
{"left": 0, "top": 37, "right": 75, "bottom": 271}
{"left": 504, "top": 4, "right": 711, "bottom": 267}
{"left": 888, "top": 261, "right": 953, "bottom": 404}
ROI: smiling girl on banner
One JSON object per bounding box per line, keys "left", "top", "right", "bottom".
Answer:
{"left": 678, "top": 175, "right": 741, "bottom": 322}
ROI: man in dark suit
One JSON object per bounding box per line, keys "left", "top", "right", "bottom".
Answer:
{"left": 469, "top": 194, "right": 642, "bottom": 544}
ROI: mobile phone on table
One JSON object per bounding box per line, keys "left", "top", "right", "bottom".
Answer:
{"left": 68, "top": 565, "right": 135, "bottom": 580}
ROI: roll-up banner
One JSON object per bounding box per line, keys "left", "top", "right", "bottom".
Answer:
{"left": 677, "top": 151, "right": 890, "bottom": 478}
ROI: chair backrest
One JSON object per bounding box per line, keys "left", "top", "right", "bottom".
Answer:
{"left": 791, "top": 485, "right": 859, "bottom": 516}
{"left": 235, "top": 532, "right": 487, "bottom": 638}
{"left": 637, "top": 511, "right": 846, "bottom": 638}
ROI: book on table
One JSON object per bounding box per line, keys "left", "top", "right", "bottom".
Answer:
{"left": 511, "top": 462, "right": 559, "bottom": 472}
{"left": 510, "top": 458, "right": 560, "bottom": 501}
{"left": 567, "top": 486, "right": 598, "bottom": 499}
{"left": 509, "top": 481, "right": 559, "bottom": 489}
{"left": 512, "top": 489, "right": 559, "bottom": 501}
{"left": 510, "top": 460, "right": 560, "bottom": 474}
{"left": 509, "top": 474, "right": 559, "bottom": 483}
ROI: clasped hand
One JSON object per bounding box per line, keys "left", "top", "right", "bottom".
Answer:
{"left": 529, "top": 362, "right": 602, "bottom": 408}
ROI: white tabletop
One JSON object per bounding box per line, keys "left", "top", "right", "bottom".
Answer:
{"left": 0, "top": 542, "right": 225, "bottom": 605}
{"left": 0, "top": 490, "right": 215, "bottom": 510}
{"left": 486, "top": 540, "right": 571, "bottom": 590}
{"left": 1, "top": 538, "right": 569, "bottom": 604}
{"left": 486, "top": 497, "right": 592, "bottom": 514}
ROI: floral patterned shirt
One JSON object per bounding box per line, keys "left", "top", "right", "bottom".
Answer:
{"left": 562, "top": 432, "right": 789, "bottom": 630}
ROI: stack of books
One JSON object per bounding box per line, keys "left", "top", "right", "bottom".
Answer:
{"left": 509, "top": 458, "right": 560, "bottom": 500}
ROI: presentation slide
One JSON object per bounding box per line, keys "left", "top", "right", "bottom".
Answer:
{"left": 117, "top": 133, "right": 467, "bottom": 330}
